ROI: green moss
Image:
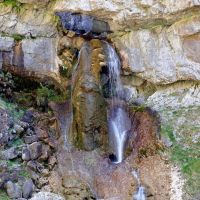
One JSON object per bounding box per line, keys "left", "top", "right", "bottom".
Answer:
{"left": 0, "top": 190, "right": 10, "bottom": 200}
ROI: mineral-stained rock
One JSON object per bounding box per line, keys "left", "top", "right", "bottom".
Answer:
{"left": 71, "top": 40, "right": 107, "bottom": 150}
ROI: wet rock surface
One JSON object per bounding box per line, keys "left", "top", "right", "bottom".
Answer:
{"left": 71, "top": 40, "right": 107, "bottom": 150}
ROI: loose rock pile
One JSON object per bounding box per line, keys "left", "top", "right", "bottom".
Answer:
{"left": 0, "top": 70, "right": 61, "bottom": 199}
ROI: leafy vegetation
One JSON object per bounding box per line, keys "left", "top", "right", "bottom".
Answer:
{"left": 0, "top": 98, "right": 24, "bottom": 120}
{"left": 36, "top": 85, "right": 68, "bottom": 103}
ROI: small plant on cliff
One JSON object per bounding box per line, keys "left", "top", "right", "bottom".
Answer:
{"left": 36, "top": 85, "right": 68, "bottom": 103}
{"left": 12, "top": 34, "right": 25, "bottom": 42}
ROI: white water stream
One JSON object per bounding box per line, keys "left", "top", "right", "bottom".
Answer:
{"left": 132, "top": 170, "right": 146, "bottom": 200}
{"left": 105, "top": 42, "right": 131, "bottom": 164}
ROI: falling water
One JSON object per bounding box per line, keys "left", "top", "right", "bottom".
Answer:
{"left": 104, "top": 42, "right": 131, "bottom": 163}
{"left": 132, "top": 170, "right": 146, "bottom": 200}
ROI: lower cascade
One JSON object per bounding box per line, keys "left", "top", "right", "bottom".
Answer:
{"left": 132, "top": 171, "right": 146, "bottom": 200}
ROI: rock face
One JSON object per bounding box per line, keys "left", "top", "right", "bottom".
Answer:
{"left": 113, "top": 16, "right": 200, "bottom": 84}
{"left": 53, "top": 0, "right": 200, "bottom": 30}
{"left": 71, "top": 40, "right": 107, "bottom": 150}
{"left": 0, "top": 4, "right": 56, "bottom": 37}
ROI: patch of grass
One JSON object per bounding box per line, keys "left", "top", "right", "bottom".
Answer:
{"left": 0, "top": 190, "right": 10, "bottom": 200}
{"left": 19, "top": 170, "right": 30, "bottom": 178}
{"left": 6, "top": 159, "right": 21, "bottom": 170}
{"left": 160, "top": 125, "right": 176, "bottom": 143}
{"left": 12, "top": 138, "right": 23, "bottom": 147}
{"left": 129, "top": 104, "right": 146, "bottom": 112}
{"left": 0, "top": 98, "right": 24, "bottom": 120}
{"left": 161, "top": 122, "right": 200, "bottom": 196}
{"left": 3, "top": 0, "right": 22, "bottom": 12}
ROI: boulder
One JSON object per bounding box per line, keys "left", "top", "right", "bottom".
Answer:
{"left": 28, "top": 142, "right": 42, "bottom": 160}
{"left": 6, "top": 181, "right": 22, "bottom": 199}
{"left": 1, "top": 147, "right": 19, "bottom": 160}
{"left": 22, "top": 179, "right": 34, "bottom": 199}
{"left": 22, "top": 147, "right": 31, "bottom": 161}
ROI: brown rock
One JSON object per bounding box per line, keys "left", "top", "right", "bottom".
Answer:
{"left": 35, "top": 127, "right": 48, "bottom": 140}
{"left": 71, "top": 40, "right": 107, "bottom": 150}
{"left": 38, "top": 144, "right": 51, "bottom": 161}
{"left": 28, "top": 142, "right": 42, "bottom": 160}
{"left": 183, "top": 34, "right": 200, "bottom": 63}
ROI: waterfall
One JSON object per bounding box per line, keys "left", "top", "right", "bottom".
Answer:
{"left": 132, "top": 170, "right": 146, "bottom": 200}
{"left": 104, "top": 42, "right": 131, "bottom": 164}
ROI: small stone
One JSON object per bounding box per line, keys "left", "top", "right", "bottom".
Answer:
{"left": 27, "top": 160, "right": 43, "bottom": 173}
{"left": 22, "top": 111, "right": 34, "bottom": 124}
{"left": 41, "top": 169, "right": 50, "bottom": 177}
{"left": 28, "top": 142, "right": 42, "bottom": 160}
{"left": 37, "top": 177, "right": 49, "bottom": 188}
{"left": 38, "top": 145, "right": 51, "bottom": 161}
{"left": 22, "top": 147, "right": 31, "bottom": 161}
{"left": 48, "top": 156, "right": 57, "bottom": 170}
{"left": 14, "top": 124, "right": 24, "bottom": 135}
{"left": 24, "top": 135, "right": 38, "bottom": 144}
{"left": 26, "top": 128, "right": 35, "bottom": 136}
{"left": 6, "top": 181, "right": 22, "bottom": 199}
{"left": 1, "top": 147, "right": 19, "bottom": 160}
{"left": 22, "top": 179, "right": 34, "bottom": 199}
{"left": 35, "top": 128, "right": 48, "bottom": 140}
